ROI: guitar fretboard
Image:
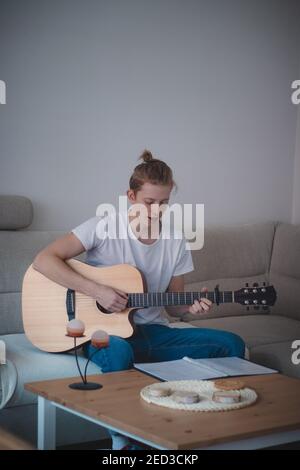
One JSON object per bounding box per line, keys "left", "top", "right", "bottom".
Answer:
{"left": 127, "top": 291, "right": 234, "bottom": 308}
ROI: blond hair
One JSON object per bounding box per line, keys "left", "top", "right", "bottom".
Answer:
{"left": 129, "top": 150, "right": 176, "bottom": 193}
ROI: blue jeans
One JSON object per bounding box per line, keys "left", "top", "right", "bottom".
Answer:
{"left": 83, "top": 324, "right": 245, "bottom": 373}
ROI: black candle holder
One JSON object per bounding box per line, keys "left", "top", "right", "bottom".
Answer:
{"left": 69, "top": 336, "right": 103, "bottom": 391}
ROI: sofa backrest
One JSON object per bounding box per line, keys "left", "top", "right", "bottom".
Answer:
{"left": 0, "top": 195, "right": 64, "bottom": 335}
{"left": 182, "top": 221, "right": 277, "bottom": 321}
{"left": 269, "top": 223, "right": 300, "bottom": 321}
{"left": 0, "top": 230, "right": 65, "bottom": 335}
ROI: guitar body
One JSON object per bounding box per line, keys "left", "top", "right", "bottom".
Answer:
{"left": 22, "top": 260, "right": 144, "bottom": 353}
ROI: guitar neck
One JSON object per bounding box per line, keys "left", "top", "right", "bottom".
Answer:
{"left": 127, "top": 290, "right": 234, "bottom": 308}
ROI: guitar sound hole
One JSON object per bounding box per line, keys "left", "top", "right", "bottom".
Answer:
{"left": 96, "top": 301, "right": 113, "bottom": 314}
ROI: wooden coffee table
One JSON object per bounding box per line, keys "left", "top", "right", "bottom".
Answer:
{"left": 25, "top": 370, "right": 300, "bottom": 450}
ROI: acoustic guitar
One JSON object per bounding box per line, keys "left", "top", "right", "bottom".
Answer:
{"left": 22, "top": 259, "right": 277, "bottom": 353}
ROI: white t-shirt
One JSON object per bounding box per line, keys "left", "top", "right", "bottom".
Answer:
{"left": 71, "top": 211, "right": 194, "bottom": 326}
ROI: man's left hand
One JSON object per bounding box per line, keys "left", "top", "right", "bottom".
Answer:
{"left": 188, "top": 287, "right": 212, "bottom": 314}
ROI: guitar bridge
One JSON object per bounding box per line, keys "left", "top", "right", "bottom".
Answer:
{"left": 66, "top": 289, "right": 76, "bottom": 320}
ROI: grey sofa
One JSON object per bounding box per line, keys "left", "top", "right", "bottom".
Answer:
{"left": 1, "top": 195, "right": 300, "bottom": 448}
{"left": 0, "top": 196, "right": 106, "bottom": 448}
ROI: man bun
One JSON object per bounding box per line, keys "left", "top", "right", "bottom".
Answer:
{"left": 139, "top": 149, "right": 154, "bottom": 163}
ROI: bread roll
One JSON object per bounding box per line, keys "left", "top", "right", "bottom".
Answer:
{"left": 148, "top": 387, "right": 171, "bottom": 398}
{"left": 212, "top": 390, "right": 241, "bottom": 404}
{"left": 171, "top": 390, "right": 200, "bottom": 404}
{"left": 214, "top": 379, "right": 245, "bottom": 391}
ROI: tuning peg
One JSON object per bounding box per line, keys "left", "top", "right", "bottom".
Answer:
{"left": 254, "top": 306, "right": 260, "bottom": 311}
{"left": 263, "top": 282, "right": 266, "bottom": 286}
{"left": 246, "top": 307, "right": 249, "bottom": 311}
{"left": 245, "top": 282, "right": 249, "bottom": 287}
{"left": 253, "top": 282, "right": 259, "bottom": 287}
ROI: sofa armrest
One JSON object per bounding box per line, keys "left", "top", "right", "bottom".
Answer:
{"left": 0, "top": 359, "right": 17, "bottom": 410}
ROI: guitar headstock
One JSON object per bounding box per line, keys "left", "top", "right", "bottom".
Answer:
{"left": 234, "top": 282, "right": 277, "bottom": 310}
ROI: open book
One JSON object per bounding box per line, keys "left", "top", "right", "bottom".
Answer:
{"left": 134, "top": 356, "right": 278, "bottom": 382}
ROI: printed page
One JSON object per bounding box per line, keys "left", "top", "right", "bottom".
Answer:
{"left": 134, "top": 358, "right": 221, "bottom": 381}
{"left": 182, "top": 356, "right": 278, "bottom": 376}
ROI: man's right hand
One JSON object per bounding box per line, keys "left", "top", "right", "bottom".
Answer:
{"left": 93, "top": 284, "right": 128, "bottom": 312}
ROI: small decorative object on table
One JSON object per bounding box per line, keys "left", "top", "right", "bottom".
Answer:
{"left": 140, "top": 379, "right": 257, "bottom": 411}
{"left": 66, "top": 319, "right": 109, "bottom": 390}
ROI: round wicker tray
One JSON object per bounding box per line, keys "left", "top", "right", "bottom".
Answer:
{"left": 140, "top": 380, "right": 257, "bottom": 412}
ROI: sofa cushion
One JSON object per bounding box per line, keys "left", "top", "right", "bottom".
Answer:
{"left": 270, "top": 223, "right": 300, "bottom": 279}
{"left": 188, "top": 315, "right": 300, "bottom": 348}
{"left": 0, "top": 231, "right": 64, "bottom": 294}
{"left": 0, "top": 196, "right": 33, "bottom": 230}
{"left": 269, "top": 223, "right": 300, "bottom": 320}
{"left": 0, "top": 231, "right": 64, "bottom": 335}
{"left": 250, "top": 341, "right": 300, "bottom": 379}
{"left": 0, "top": 334, "right": 102, "bottom": 409}
{"left": 185, "top": 222, "right": 276, "bottom": 284}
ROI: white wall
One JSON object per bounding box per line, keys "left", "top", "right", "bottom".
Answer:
{"left": 0, "top": 0, "right": 299, "bottom": 230}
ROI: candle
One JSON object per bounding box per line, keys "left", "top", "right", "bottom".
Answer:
{"left": 66, "top": 319, "right": 85, "bottom": 337}
{"left": 91, "top": 330, "right": 109, "bottom": 349}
